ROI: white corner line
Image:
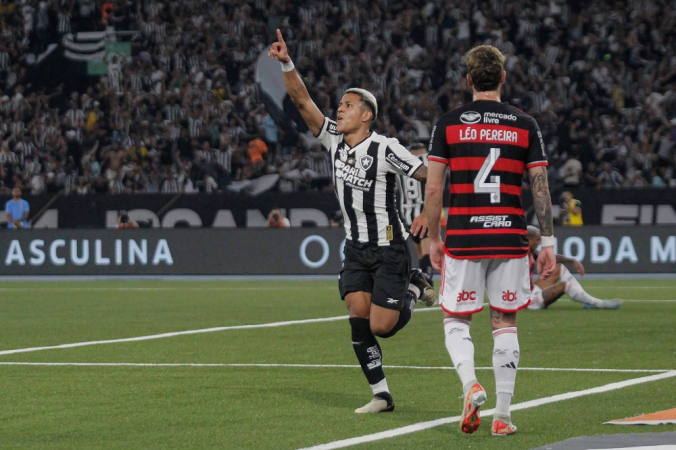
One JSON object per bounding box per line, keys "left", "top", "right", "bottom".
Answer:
{"left": 296, "top": 370, "right": 676, "bottom": 450}
{"left": 0, "top": 309, "right": 442, "bottom": 357}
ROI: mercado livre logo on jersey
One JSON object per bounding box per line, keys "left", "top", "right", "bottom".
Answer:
{"left": 483, "top": 112, "right": 517, "bottom": 123}
{"left": 335, "top": 159, "right": 373, "bottom": 191}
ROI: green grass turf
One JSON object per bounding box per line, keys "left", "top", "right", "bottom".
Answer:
{"left": 0, "top": 278, "right": 674, "bottom": 449}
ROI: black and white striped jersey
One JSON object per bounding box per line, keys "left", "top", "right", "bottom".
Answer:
{"left": 396, "top": 153, "right": 427, "bottom": 228}
{"left": 316, "top": 117, "right": 424, "bottom": 246}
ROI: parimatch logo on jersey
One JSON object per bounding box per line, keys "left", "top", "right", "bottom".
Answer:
{"left": 335, "top": 159, "right": 373, "bottom": 191}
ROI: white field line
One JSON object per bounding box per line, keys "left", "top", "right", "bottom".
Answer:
{"left": 0, "top": 309, "right": 441, "bottom": 357}
{"left": 0, "top": 315, "right": 345, "bottom": 356}
{"left": 620, "top": 299, "right": 676, "bottom": 302}
{"left": 0, "top": 285, "right": 670, "bottom": 292}
{"left": 0, "top": 362, "right": 670, "bottom": 373}
{"left": 298, "top": 370, "right": 676, "bottom": 450}
{"left": 555, "top": 299, "right": 676, "bottom": 303}
{"left": 578, "top": 286, "right": 673, "bottom": 289}
{"left": 0, "top": 286, "right": 338, "bottom": 292}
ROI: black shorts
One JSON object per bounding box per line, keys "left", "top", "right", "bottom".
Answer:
{"left": 339, "top": 240, "right": 411, "bottom": 311}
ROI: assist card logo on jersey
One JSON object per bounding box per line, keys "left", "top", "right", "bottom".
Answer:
{"left": 359, "top": 155, "right": 373, "bottom": 171}
{"left": 470, "top": 215, "right": 512, "bottom": 228}
{"left": 460, "top": 111, "right": 482, "bottom": 124}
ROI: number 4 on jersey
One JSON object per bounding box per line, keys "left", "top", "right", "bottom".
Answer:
{"left": 474, "top": 147, "right": 501, "bottom": 203}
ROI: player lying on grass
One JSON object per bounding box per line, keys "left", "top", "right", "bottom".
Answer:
{"left": 527, "top": 225, "right": 622, "bottom": 310}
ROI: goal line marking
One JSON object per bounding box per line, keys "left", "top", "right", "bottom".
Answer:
{"left": 297, "top": 370, "right": 676, "bottom": 450}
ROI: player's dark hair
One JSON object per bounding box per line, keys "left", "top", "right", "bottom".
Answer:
{"left": 465, "top": 45, "right": 506, "bottom": 92}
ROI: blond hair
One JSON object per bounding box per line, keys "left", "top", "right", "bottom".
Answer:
{"left": 345, "top": 88, "right": 378, "bottom": 125}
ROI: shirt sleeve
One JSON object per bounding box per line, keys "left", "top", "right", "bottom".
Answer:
{"left": 428, "top": 119, "right": 449, "bottom": 165}
{"left": 4, "top": 201, "right": 9, "bottom": 213}
{"left": 384, "top": 139, "right": 423, "bottom": 177}
{"left": 23, "top": 200, "right": 29, "bottom": 212}
{"left": 525, "top": 118, "right": 548, "bottom": 169}
{"left": 315, "top": 117, "right": 341, "bottom": 152}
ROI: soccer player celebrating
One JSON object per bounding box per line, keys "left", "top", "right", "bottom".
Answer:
{"left": 425, "top": 45, "right": 556, "bottom": 436}
{"left": 269, "top": 30, "right": 436, "bottom": 413}
{"left": 396, "top": 142, "right": 435, "bottom": 290}
{"left": 527, "top": 225, "right": 621, "bottom": 310}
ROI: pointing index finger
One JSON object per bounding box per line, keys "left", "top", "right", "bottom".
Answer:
{"left": 276, "top": 29, "right": 285, "bottom": 44}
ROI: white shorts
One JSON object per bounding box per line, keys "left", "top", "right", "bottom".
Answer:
{"left": 527, "top": 285, "right": 544, "bottom": 310}
{"left": 439, "top": 254, "right": 531, "bottom": 315}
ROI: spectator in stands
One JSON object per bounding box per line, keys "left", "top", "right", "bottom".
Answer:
{"left": 266, "top": 207, "right": 290, "bottom": 228}
{"left": 626, "top": 169, "right": 647, "bottom": 187}
{"left": 260, "top": 109, "right": 279, "bottom": 155}
{"left": 246, "top": 137, "right": 268, "bottom": 175}
{"left": 5, "top": 186, "right": 29, "bottom": 228}
{"left": 561, "top": 152, "right": 582, "bottom": 188}
{"left": 583, "top": 161, "right": 601, "bottom": 188}
{"left": 598, "top": 162, "right": 625, "bottom": 188}
{"left": 560, "top": 191, "right": 583, "bottom": 226}
{"left": 117, "top": 210, "right": 139, "bottom": 228}
{"left": 0, "top": 0, "right": 674, "bottom": 197}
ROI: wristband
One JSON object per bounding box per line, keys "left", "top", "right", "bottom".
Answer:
{"left": 540, "top": 235, "right": 555, "bottom": 247}
{"left": 280, "top": 60, "right": 295, "bottom": 72}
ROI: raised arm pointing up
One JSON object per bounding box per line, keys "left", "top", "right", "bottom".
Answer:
{"left": 268, "top": 29, "right": 324, "bottom": 136}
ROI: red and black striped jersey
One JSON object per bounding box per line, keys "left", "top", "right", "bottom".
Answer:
{"left": 429, "top": 100, "right": 547, "bottom": 259}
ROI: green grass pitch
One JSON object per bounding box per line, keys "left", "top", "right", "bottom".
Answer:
{"left": 0, "top": 278, "right": 674, "bottom": 449}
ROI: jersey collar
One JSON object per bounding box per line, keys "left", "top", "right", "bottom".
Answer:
{"left": 341, "top": 131, "right": 375, "bottom": 153}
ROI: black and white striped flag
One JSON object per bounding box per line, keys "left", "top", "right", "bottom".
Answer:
{"left": 62, "top": 32, "right": 106, "bottom": 61}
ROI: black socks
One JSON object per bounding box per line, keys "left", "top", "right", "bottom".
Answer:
{"left": 350, "top": 317, "right": 385, "bottom": 385}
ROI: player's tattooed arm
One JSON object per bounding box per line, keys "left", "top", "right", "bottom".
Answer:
{"left": 528, "top": 165, "right": 554, "bottom": 237}
{"left": 290, "top": 84, "right": 306, "bottom": 96}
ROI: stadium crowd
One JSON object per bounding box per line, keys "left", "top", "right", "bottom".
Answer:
{"left": 0, "top": 0, "right": 675, "bottom": 196}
